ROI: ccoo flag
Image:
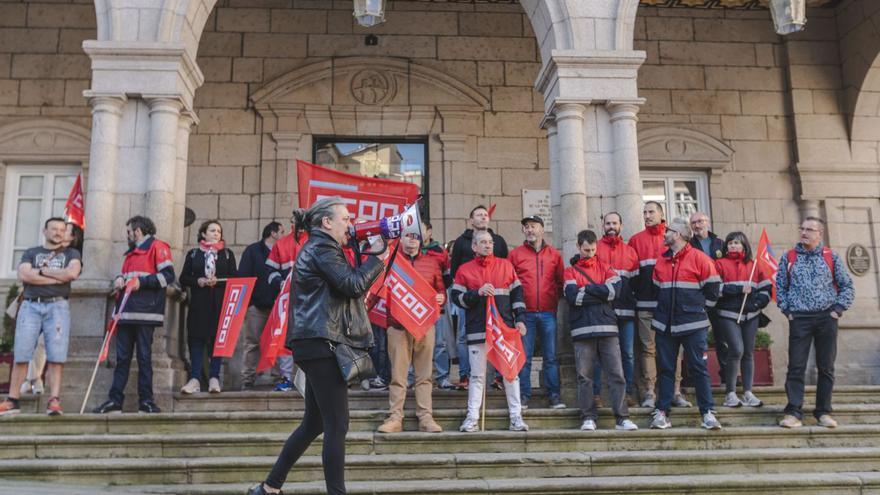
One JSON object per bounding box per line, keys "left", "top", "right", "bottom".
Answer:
{"left": 212, "top": 277, "right": 256, "bottom": 357}
{"left": 64, "top": 173, "right": 85, "bottom": 229}
{"left": 385, "top": 258, "right": 440, "bottom": 341}
{"left": 257, "top": 273, "right": 293, "bottom": 373}
{"left": 755, "top": 228, "right": 779, "bottom": 301}
{"left": 485, "top": 296, "right": 526, "bottom": 382}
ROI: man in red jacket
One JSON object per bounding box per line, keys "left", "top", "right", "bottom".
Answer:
{"left": 377, "top": 233, "right": 445, "bottom": 434}
{"left": 509, "top": 215, "right": 565, "bottom": 409}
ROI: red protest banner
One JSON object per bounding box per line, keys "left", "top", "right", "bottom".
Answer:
{"left": 385, "top": 258, "right": 440, "bottom": 341}
{"left": 257, "top": 273, "right": 293, "bottom": 373}
{"left": 64, "top": 173, "right": 85, "bottom": 229}
{"left": 99, "top": 279, "right": 137, "bottom": 362}
{"left": 485, "top": 296, "right": 526, "bottom": 382}
{"left": 296, "top": 160, "right": 419, "bottom": 221}
{"left": 212, "top": 277, "right": 256, "bottom": 357}
{"left": 755, "top": 228, "right": 779, "bottom": 301}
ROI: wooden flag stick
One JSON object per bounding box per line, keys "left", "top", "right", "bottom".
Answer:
{"left": 735, "top": 249, "right": 761, "bottom": 324}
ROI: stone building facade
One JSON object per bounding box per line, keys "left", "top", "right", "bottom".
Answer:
{"left": 0, "top": 0, "right": 878, "bottom": 408}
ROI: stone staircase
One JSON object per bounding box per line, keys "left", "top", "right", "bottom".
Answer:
{"left": 1, "top": 386, "right": 879, "bottom": 494}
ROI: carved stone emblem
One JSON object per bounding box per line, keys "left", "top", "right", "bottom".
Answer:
{"left": 351, "top": 69, "right": 394, "bottom": 105}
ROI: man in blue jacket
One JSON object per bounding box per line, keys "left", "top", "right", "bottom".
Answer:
{"left": 777, "top": 217, "right": 854, "bottom": 429}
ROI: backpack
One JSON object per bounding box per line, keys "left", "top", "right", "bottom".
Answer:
{"left": 786, "top": 247, "right": 837, "bottom": 292}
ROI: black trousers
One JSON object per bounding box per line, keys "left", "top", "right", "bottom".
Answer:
{"left": 265, "top": 356, "right": 349, "bottom": 494}
{"left": 784, "top": 312, "right": 838, "bottom": 420}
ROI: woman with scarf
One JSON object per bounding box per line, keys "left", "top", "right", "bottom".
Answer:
{"left": 180, "top": 220, "right": 237, "bottom": 394}
{"left": 714, "top": 231, "right": 772, "bottom": 408}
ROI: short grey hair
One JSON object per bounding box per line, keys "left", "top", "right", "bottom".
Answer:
{"left": 667, "top": 217, "right": 693, "bottom": 241}
{"left": 306, "top": 196, "right": 346, "bottom": 230}
{"left": 471, "top": 230, "right": 493, "bottom": 246}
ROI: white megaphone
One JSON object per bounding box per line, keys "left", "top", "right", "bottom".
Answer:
{"left": 348, "top": 203, "right": 424, "bottom": 255}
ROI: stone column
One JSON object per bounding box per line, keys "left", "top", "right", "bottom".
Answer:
{"left": 145, "top": 98, "right": 182, "bottom": 241}
{"left": 555, "top": 103, "right": 589, "bottom": 261}
{"left": 544, "top": 116, "right": 562, "bottom": 249}
{"left": 800, "top": 199, "right": 821, "bottom": 221}
{"left": 172, "top": 112, "right": 195, "bottom": 262}
{"left": 82, "top": 95, "right": 126, "bottom": 280}
{"left": 608, "top": 101, "right": 644, "bottom": 239}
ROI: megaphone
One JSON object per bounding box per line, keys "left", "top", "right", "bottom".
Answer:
{"left": 348, "top": 203, "right": 423, "bottom": 255}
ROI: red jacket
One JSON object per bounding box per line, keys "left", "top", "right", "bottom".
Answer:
{"left": 508, "top": 241, "right": 564, "bottom": 312}
{"left": 595, "top": 235, "right": 639, "bottom": 319}
{"left": 266, "top": 231, "right": 308, "bottom": 288}
{"left": 628, "top": 222, "right": 667, "bottom": 311}
{"left": 714, "top": 254, "right": 772, "bottom": 322}
{"left": 651, "top": 244, "right": 721, "bottom": 336}
{"left": 118, "top": 236, "right": 175, "bottom": 326}
{"left": 387, "top": 251, "right": 445, "bottom": 330}
{"left": 451, "top": 255, "right": 525, "bottom": 345}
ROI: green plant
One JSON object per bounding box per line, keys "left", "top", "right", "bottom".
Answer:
{"left": 1, "top": 285, "right": 19, "bottom": 353}
{"left": 754, "top": 329, "right": 773, "bottom": 349}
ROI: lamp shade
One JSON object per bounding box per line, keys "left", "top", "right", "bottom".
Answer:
{"left": 353, "top": 0, "right": 386, "bottom": 28}
{"left": 769, "top": 0, "right": 806, "bottom": 35}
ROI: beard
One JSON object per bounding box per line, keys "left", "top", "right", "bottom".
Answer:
{"left": 604, "top": 228, "right": 618, "bottom": 237}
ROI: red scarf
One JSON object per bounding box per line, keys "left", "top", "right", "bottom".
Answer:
{"left": 199, "top": 240, "right": 225, "bottom": 252}
{"left": 727, "top": 251, "right": 743, "bottom": 261}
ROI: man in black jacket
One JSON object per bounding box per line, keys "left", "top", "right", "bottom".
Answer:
{"left": 250, "top": 196, "right": 383, "bottom": 495}
{"left": 689, "top": 211, "right": 727, "bottom": 383}
{"left": 237, "top": 221, "right": 284, "bottom": 389}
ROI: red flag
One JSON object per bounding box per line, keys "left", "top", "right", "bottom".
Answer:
{"left": 296, "top": 160, "right": 419, "bottom": 221}
{"left": 755, "top": 228, "right": 779, "bottom": 301}
{"left": 64, "top": 173, "right": 85, "bottom": 229}
{"left": 487, "top": 203, "right": 496, "bottom": 219}
{"left": 485, "top": 296, "right": 526, "bottom": 381}
{"left": 257, "top": 274, "right": 293, "bottom": 373}
{"left": 385, "top": 258, "right": 440, "bottom": 341}
{"left": 212, "top": 277, "right": 256, "bottom": 357}
{"left": 99, "top": 279, "right": 137, "bottom": 362}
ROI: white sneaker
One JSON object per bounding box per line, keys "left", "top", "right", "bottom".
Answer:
{"left": 32, "top": 379, "right": 44, "bottom": 395}
{"left": 701, "top": 411, "right": 723, "bottom": 430}
{"left": 208, "top": 377, "right": 221, "bottom": 393}
{"left": 742, "top": 391, "right": 763, "bottom": 407}
{"left": 509, "top": 415, "right": 529, "bottom": 431}
{"left": 650, "top": 409, "right": 671, "bottom": 429}
{"left": 19, "top": 381, "right": 30, "bottom": 396}
{"left": 672, "top": 393, "right": 693, "bottom": 408}
{"left": 723, "top": 392, "right": 742, "bottom": 407}
{"left": 640, "top": 393, "right": 656, "bottom": 409}
{"left": 180, "top": 378, "right": 200, "bottom": 394}
{"left": 459, "top": 416, "right": 479, "bottom": 432}
{"left": 360, "top": 379, "right": 371, "bottom": 391}
{"left": 580, "top": 419, "right": 597, "bottom": 431}
{"left": 615, "top": 418, "right": 639, "bottom": 431}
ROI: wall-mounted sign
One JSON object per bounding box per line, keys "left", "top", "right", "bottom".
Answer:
{"left": 846, "top": 243, "right": 871, "bottom": 277}
{"left": 522, "top": 189, "right": 552, "bottom": 233}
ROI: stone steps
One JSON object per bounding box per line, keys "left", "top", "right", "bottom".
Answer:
{"left": 3, "top": 404, "right": 880, "bottom": 435}
{"left": 2, "top": 447, "right": 880, "bottom": 485}
{"left": 3, "top": 425, "right": 878, "bottom": 460}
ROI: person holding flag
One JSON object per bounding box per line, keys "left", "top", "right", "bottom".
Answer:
{"left": 376, "top": 233, "right": 445, "bottom": 434}
{"left": 564, "top": 229, "right": 637, "bottom": 431}
{"left": 713, "top": 232, "right": 772, "bottom": 408}
{"left": 178, "top": 220, "right": 237, "bottom": 395}
{"left": 450, "top": 230, "right": 529, "bottom": 433}
{"left": 93, "top": 216, "right": 174, "bottom": 414}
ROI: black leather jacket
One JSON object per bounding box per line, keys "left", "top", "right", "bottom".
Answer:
{"left": 286, "top": 229, "right": 384, "bottom": 350}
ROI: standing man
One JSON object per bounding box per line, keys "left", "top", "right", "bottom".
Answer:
{"left": 649, "top": 218, "right": 722, "bottom": 431}
{"left": 450, "top": 205, "right": 509, "bottom": 389}
{"left": 421, "top": 221, "right": 456, "bottom": 389}
{"left": 451, "top": 230, "right": 528, "bottom": 432}
{"left": 93, "top": 216, "right": 174, "bottom": 414}
{"left": 689, "top": 211, "right": 728, "bottom": 383}
{"left": 629, "top": 202, "right": 689, "bottom": 408}
{"left": 0, "top": 218, "right": 81, "bottom": 416}
{"left": 594, "top": 212, "right": 639, "bottom": 406}
{"left": 777, "top": 217, "right": 854, "bottom": 429}
{"left": 377, "top": 233, "right": 445, "bottom": 433}
{"left": 237, "top": 221, "right": 285, "bottom": 389}
{"left": 508, "top": 215, "right": 565, "bottom": 409}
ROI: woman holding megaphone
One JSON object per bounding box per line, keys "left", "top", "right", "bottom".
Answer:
{"left": 249, "top": 196, "right": 385, "bottom": 495}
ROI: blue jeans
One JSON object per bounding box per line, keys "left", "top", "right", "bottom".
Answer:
{"left": 433, "top": 311, "right": 451, "bottom": 381}
{"left": 453, "top": 305, "right": 470, "bottom": 379}
{"left": 14, "top": 299, "right": 70, "bottom": 363}
{"left": 655, "top": 329, "right": 715, "bottom": 415}
{"left": 593, "top": 319, "right": 635, "bottom": 396}
{"left": 188, "top": 337, "right": 222, "bottom": 380}
{"left": 109, "top": 324, "right": 154, "bottom": 406}
{"left": 518, "top": 312, "right": 560, "bottom": 400}
{"left": 369, "top": 324, "right": 391, "bottom": 383}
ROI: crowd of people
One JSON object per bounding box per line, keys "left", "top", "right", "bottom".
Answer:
{"left": 0, "top": 203, "right": 856, "bottom": 424}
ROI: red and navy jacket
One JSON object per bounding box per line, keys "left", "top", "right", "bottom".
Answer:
{"left": 629, "top": 222, "right": 667, "bottom": 312}
{"left": 563, "top": 256, "right": 621, "bottom": 341}
{"left": 451, "top": 255, "right": 525, "bottom": 345}
{"left": 714, "top": 253, "right": 772, "bottom": 322}
{"left": 595, "top": 235, "right": 639, "bottom": 320}
{"left": 387, "top": 251, "right": 445, "bottom": 330}
{"left": 266, "top": 230, "right": 308, "bottom": 289}
{"left": 508, "top": 241, "right": 564, "bottom": 313}
{"left": 422, "top": 240, "right": 452, "bottom": 288}
{"left": 651, "top": 243, "right": 721, "bottom": 336}
{"left": 117, "top": 236, "right": 175, "bottom": 326}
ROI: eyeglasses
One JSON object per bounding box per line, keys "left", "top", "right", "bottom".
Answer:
{"left": 798, "top": 227, "right": 820, "bottom": 233}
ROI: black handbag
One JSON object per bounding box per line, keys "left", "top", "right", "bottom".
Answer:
{"left": 758, "top": 312, "right": 771, "bottom": 328}
{"left": 330, "top": 341, "right": 377, "bottom": 384}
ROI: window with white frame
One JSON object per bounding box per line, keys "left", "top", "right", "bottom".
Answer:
{"left": 641, "top": 171, "right": 711, "bottom": 222}
{"left": 1, "top": 165, "right": 80, "bottom": 277}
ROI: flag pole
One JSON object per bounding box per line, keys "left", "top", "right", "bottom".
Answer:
{"left": 481, "top": 355, "right": 488, "bottom": 432}
{"left": 736, "top": 250, "right": 761, "bottom": 324}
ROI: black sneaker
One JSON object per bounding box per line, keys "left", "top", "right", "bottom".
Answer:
{"left": 247, "top": 483, "right": 283, "bottom": 495}
{"left": 491, "top": 376, "right": 504, "bottom": 390}
{"left": 138, "top": 400, "right": 162, "bottom": 414}
{"left": 521, "top": 398, "right": 529, "bottom": 411}
{"left": 92, "top": 400, "right": 123, "bottom": 414}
